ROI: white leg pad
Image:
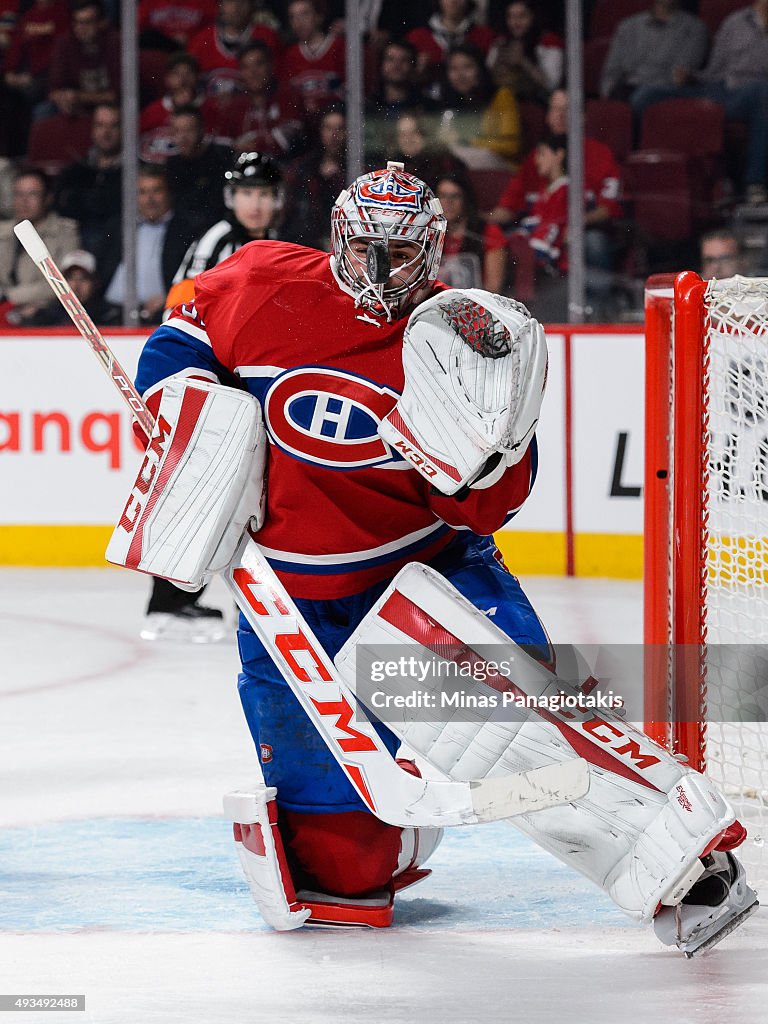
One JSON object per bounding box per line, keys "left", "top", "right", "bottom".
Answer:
{"left": 334, "top": 563, "right": 739, "bottom": 923}
{"left": 513, "top": 768, "right": 733, "bottom": 922}
{"left": 224, "top": 785, "right": 310, "bottom": 931}
{"left": 395, "top": 826, "right": 444, "bottom": 877}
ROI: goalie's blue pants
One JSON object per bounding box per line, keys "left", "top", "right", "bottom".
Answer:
{"left": 236, "top": 535, "right": 548, "bottom": 815}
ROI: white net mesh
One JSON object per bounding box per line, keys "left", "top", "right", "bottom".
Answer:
{"left": 702, "top": 275, "right": 768, "bottom": 884}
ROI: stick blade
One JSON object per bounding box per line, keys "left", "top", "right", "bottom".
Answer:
{"left": 470, "top": 758, "right": 590, "bottom": 821}
{"left": 14, "top": 219, "right": 50, "bottom": 263}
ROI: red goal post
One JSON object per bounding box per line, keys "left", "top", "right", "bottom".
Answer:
{"left": 644, "top": 271, "right": 768, "bottom": 883}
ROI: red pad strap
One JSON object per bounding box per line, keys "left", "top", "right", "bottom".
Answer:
{"left": 710, "top": 820, "right": 748, "bottom": 854}
{"left": 392, "top": 867, "right": 432, "bottom": 893}
{"left": 298, "top": 889, "right": 394, "bottom": 928}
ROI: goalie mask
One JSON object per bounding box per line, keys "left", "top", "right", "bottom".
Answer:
{"left": 330, "top": 162, "right": 447, "bottom": 322}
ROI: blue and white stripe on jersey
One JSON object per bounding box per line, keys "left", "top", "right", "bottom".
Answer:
{"left": 135, "top": 319, "right": 230, "bottom": 398}
{"left": 257, "top": 521, "right": 454, "bottom": 577}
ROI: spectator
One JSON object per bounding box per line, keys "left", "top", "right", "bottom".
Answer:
{"left": 619, "top": 1, "right": 768, "bottom": 204}
{"left": 281, "top": 0, "right": 345, "bottom": 118}
{"left": 3, "top": 0, "right": 70, "bottom": 112}
{"left": 0, "top": 0, "right": 17, "bottom": 59}
{"left": 695, "top": 1, "right": 768, "bottom": 94}
{"left": 388, "top": 110, "right": 467, "bottom": 187}
{"left": 0, "top": 157, "right": 13, "bottom": 214}
{"left": 23, "top": 248, "right": 121, "bottom": 326}
{"left": 432, "top": 43, "right": 521, "bottom": 169}
{"left": 138, "top": 0, "right": 217, "bottom": 51}
{"left": 56, "top": 102, "right": 122, "bottom": 251}
{"left": 47, "top": 0, "right": 121, "bottom": 118}
{"left": 283, "top": 104, "right": 346, "bottom": 249}
{"left": 509, "top": 132, "right": 569, "bottom": 319}
{"left": 367, "top": 41, "right": 427, "bottom": 121}
{"left": 486, "top": 1, "right": 563, "bottom": 102}
{"left": 0, "top": 168, "right": 80, "bottom": 324}
{"left": 488, "top": 88, "right": 623, "bottom": 272}
{"left": 366, "top": 40, "right": 436, "bottom": 159}
{"left": 435, "top": 172, "right": 508, "bottom": 291}
{"left": 164, "top": 106, "right": 233, "bottom": 222}
{"left": 139, "top": 53, "right": 202, "bottom": 163}
{"left": 96, "top": 163, "right": 201, "bottom": 324}
{"left": 204, "top": 40, "right": 306, "bottom": 158}
{"left": 516, "top": 134, "right": 568, "bottom": 267}
{"left": 701, "top": 228, "right": 748, "bottom": 278}
{"left": 600, "top": 0, "right": 708, "bottom": 115}
{"left": 407, "top": 0, "right": 497, "bottom": 82}
{"left": 188, "top": 0, "right": 281, "bottom": 99}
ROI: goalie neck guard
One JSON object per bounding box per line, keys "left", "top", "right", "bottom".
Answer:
{"left": 330, "top": 162, "right": 447, "bottom": 322}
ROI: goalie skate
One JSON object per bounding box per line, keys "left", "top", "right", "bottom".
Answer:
{"left": 653, "top": 851, "right": 759, "bottom": 958}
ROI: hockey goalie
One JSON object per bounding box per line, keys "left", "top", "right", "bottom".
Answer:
{"left": 102, "top": 161, "right": 757, "bottom": 955}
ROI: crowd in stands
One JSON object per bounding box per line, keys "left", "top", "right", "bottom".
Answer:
{"left": 1, "top": 0, "right": 767, "bottom": 327}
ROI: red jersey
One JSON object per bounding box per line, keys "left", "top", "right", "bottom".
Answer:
{"left": 517, "top": 176, "right": 570, "bottom": 272}
{"left": 279, "top": 36, "right": 345, "bottom": 116}
{"left": 498, "top": 136, "right": 623, "bottom": 220}
{"left": 138, "top": 0, "right": 216, "bottom": 47}
{"left": 4, "top": 0, "right": 69, "bottom": 77}
{"left": 406, "top": 22, "right": 496, "bottom": 70}
{"left": 48, "top": 27, "right": 121, "bottom": 96}
{"left": 202, "top": 88, "right": 304, "bottom": 153}
{"left": 139, "top": 96, "right": 215, "bottom": 161}
{"left": 135, "top": 242, "right": 536, "bottom": 600}
{"left": 188, "top": 22, "right": 281, "bottom": 97}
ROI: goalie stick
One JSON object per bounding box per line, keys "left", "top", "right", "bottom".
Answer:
{"left": 14, "top": 218, "right": 590, "bottom": 828}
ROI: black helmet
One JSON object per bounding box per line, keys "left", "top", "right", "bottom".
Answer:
{"left": 224, "top": 151, "right": 282, "bottom": 191}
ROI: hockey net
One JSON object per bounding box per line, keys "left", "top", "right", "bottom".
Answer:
{"left": 644, "top": 272, "right": 768, "bottom": 888}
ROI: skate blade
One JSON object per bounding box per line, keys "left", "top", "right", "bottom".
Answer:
{"left": 140, "top": 613, "right": 227, "bottom": 643}
{"left": 682, "top": 897, "right": 760, "bottom": 958}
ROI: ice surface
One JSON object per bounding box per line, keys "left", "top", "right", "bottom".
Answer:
{"left": 1, "top": 570, "right": 765, "bottom": 1024}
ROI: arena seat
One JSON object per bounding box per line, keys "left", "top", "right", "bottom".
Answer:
{"left": 624, "top": 150, "right": 692, "bottom": 241}
{"left": 640, "top": 98, "right": 725, "bottom": 158}
{"left": 469, "top": 168, "right": 512, "bottom": 213}
{"left": 583, "top": 37, "right": 611, "bottom": 99}
{"left": 640, "top": 98, "right": 726, "bottom": 221}
{"left": 589, "top": 0, "right": 648, "bottom": 41}
{"left": 698, "top": 0, "right": 744, "bottom": 35}
{"left": 26, "top": 114, "right": 92, "bottom": 176}
{"left": 585, "top": 99, "right": 633, "bottom": 163}
{"left": 518, "top": 100, "right": 546, "bottom": 151}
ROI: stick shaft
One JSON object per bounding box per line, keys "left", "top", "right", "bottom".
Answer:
{"left": 13, "top": 219, "right": 154, "bottom": 436}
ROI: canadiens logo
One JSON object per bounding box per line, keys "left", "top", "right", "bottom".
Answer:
{"left": 265, "top": 367, "right": 402, "bottom": 469}
{"left": 260, "top": 743, "right": 273, "bottom": 763}
{"left": 357, "top": 174, "right": 423, "bottom": 213}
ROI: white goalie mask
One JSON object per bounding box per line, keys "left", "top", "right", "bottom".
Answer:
{"left": 330, "top": 161, "right": 447, "bottom": 322}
